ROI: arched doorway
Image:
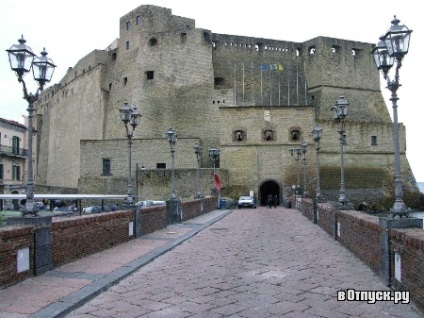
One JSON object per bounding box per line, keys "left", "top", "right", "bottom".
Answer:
{"left": 259, "top": 180, "right": 281, "bottom": 206}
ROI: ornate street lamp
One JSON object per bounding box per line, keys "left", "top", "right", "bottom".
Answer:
{"left": 371, "top": 16, "right": 412, "bottom": 217}
{"left": 331, "top": 95, "right": 350, "bottom": 206}
{"left": 300, "top": 141, "right": 308, "bottom": 197}
{"left": 119, "top": 102, "right": 141, "bottom": 205}
{"left": 193, "top": 143, "right": 204, "bottom": 199}
{"left": 208, "top": 147, "right": 220, "bottom": 205}
{"left": 289, "top": 147, "right": 302, "bottom": 196}
{"left": 166, "top": 128, "right": 177, "bottom": 200}
{"left": 311, "top": 126, "right": 325, "bottom": 202}
{"left": 6, "top": 35, "right": 56, "bottom": 216}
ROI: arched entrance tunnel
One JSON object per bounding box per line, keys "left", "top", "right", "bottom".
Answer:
{"left": 259, "top": 180, "right": 281, "bottom": 206}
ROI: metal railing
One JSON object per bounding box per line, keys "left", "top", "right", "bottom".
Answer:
{"left": 0, "top": 145, "right": 28, "bottom": 157}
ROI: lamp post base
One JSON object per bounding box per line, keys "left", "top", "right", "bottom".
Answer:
{"left": 390, "top": 200, "right": 409, "bottom": 218}
{"left": 21, "top": 201, "right": 39, "bottom": 217}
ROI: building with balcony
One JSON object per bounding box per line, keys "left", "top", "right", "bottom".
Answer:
{"left": 0, "top": 117, "right": 28, "bottom": 210}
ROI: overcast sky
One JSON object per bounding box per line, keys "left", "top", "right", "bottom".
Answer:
{"left": 1, "top": 0, "right": 422, "bottom": 180}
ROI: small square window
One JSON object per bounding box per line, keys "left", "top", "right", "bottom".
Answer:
{"left": 146, "top": 71, "right": 154, "bottom": 80}
{"left": 157, "top": 163, "right": 166, "bottom": 169}
{"left": 371, "top": 136, "right": 377, "bottom": 146}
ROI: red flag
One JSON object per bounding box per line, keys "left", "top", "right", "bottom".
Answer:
{"left": 214, "top": 174, "right": 221, "bottom": 191}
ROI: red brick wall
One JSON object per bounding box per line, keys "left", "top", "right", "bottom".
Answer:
{"left": 336, "top": 210, "right": 382, "bottom": 275}
{"left": 0, "top": 226, "right": 34, "bottom": 289}
{"left": 141, "top": 206, "right": 167, "bottom": 234}
{"left": 51, "top": 211, "right": 134, "bottom": 267}
{"left": 181, "top": 197, "right": 216, "bottom": 221}
{"left": 390, "top": 228, "right": 424, "bottom": 313}
{"left": 316, "top": 203, "right": 335, "bottom": 237}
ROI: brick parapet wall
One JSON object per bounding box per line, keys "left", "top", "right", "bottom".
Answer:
{"left": 181, "top": 197, "right": 217, "bottom": 221}
{"left": 316, "top": 203, "right": 335, "bottom": 237}
{"left": 298, "top": 199, "right": 424, "bottom": 315}
{"left": 141, "top": 206, "right": 167, "bottom": 235}
{"left": 390, "top": 228, "right": 424, "bottom": 312}
{"left": 0, "top": 226, "right": 34, "bottom": 289}
{"left": 1, "top": 197, "right": 219, "bottom": 290}
{"left": 336, "top": 210, "right": 382, "bottom": 276}
{"left": 51, "top": 211, "right": 134, "bottom": 267}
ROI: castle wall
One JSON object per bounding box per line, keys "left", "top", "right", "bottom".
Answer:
{"left": 32, "top": 5, "right": 417, "bottom": 207}
{"left": 36, "top": 65, "right": 108, "bottom": 188}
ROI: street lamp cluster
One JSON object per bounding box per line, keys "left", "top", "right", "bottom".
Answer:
{"left": 166, "top": 128, "right": 177, "bottom": 200}
{"left": 331, "top": 96, "right": 352, "bottom": 208}
{"left": 288, "top": 146, "right": 302, "bottom": 196}
{"left": 371, "top": 16, "right": 412, "bottom": 217}
{"left": 119, "top": 102, "right": 141, "bottom": 205}
{"left": 208, "top": 147, "right": 220, "bottom": 206}
{"left": 311, "top": 126, "right": 324, "bottom": 202}
{"left": 193, "top": 143, "right": 204, "bottom": 199}
{"left": 6, "top": 36, "right": 56, "bottom": 217}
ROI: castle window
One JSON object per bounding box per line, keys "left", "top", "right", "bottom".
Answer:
{"left": 256, "top": 42, "right": 264, "bottom": 51}
{"left": 126, "top": 41, "right": 130, "bottom": 50}
{"left": 262, "top": 129, "right": 275, "bottom": 141}
{"left": 181, "top": 33, "right": 187, "bottom": 44}
{"left": 112, "top": 52, "right": 117, "bottom": 61}
{"left": 149, "top": 38, "right": 158, "bottom": 46}
{"left": 296, "top": 48, "right": 301, "bottom": 56}
{"left": 214, "top": 77, "right": 225, "bottom": 86}
{"left": 136, "top": 15, "right": 141, "bottom": 25}
{"left": 331, "top": 45, "right": 340, "bottom": 53}
{"left": 308, "top": 46, "right": 316, "bottom": 55}
{"left": 352, "top": 48, "right": 362, "bottom": 56}
{"left": 12, "top": 165, "right": 20, "bottom": 180}
{"left": 102, "top": 159, "right": 111, "bottom": 176}
{"left": 371, "top": 136, "right": 377, "bottom": 146}
{"left": 109, "top": 83, "right": 112, "bottom": 90}
{"left": 289, "top": 128, "right": 301, "bottom": 141}
{"left": 233, "top": 129, "right": 246, "bottom": 142}
{"left": 146, "top": 71, "right": 154, "bottom": 80}
{"left": 123, "top": 77, "right": 128, "bottom": 85}
{"left": 126, "top": 21, "right": 131, "bottom": 31}
{"left": 203, "top": 32, "right": 211, "bottom": 44}
{"left": 157, "top": 163, "right": 166, "bottom": 169}
{"left": 0, "top": 163, "right": 3, "bottom": 180}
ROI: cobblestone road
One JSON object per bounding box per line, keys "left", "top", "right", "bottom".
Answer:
{"left": 65, "top": 207, "right": 422, "bottom": 318}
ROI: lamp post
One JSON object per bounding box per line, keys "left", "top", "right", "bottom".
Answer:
{"left": 166, "top": 128, "right": 177, "bottom": 200}
{"left": 300, "top": 141, "right": 308, "bottom": 197}
{"left": 119, "top": 102, "right": 141, "bottom": 205}
{"left": 193, "top": 143, "right": 204, "bottom": 199}
{"left": 208, "top": 147, "right": 220, "bottom": 205}
{"left": 6, "top": 35, "right": 56, "bottom": 217}
{"left": 371, "top": 16, "right": 412, "bottom": 217}
{"left": 289, "top": 147, "right": 302, "bottom": 196}
{"left": 311, "top": 126, "right": 325, "bottom": 202}
{"left": 331, "top": 95, "right": 350, "bottom": 206}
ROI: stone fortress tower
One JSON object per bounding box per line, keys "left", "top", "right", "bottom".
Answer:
{"left": 34, "top": 5, "right": 418, "bottom": 208}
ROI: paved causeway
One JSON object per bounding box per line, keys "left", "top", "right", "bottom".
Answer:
{"left": 63, "top": 207, "right": 422, "bottom": 318}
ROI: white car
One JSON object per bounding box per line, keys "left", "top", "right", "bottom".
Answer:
{"left": 237, "top": 196, "right": 256, "bottom": 209}
{"left": 135, "top": 200, "right": 166, "bottom": 208}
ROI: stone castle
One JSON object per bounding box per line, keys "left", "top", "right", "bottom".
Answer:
{"left": 34, "top": 5, "right": 417, "bottom": 207}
